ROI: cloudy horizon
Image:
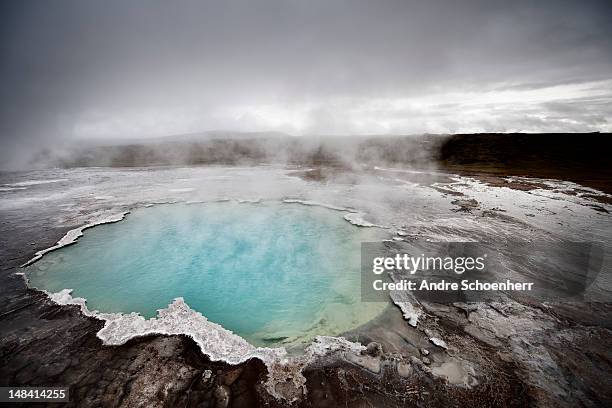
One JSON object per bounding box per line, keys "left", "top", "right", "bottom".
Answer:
{"left": 1, "top": 0, "right": 611, "bottom": 168}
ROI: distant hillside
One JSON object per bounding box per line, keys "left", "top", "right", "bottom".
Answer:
{"left": 29, "top": 132, "right": 612, "bottom": 192}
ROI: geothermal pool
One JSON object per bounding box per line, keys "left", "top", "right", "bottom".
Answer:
{"left": 25, "top": 202, "right": 388, "bottom": 348}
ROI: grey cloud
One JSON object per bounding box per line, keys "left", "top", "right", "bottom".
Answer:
{"left": 1, "top": 0, "right": 611, "bottom": 168}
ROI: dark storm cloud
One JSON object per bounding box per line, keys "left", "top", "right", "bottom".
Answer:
{"left": 1, "top": 0, "right": 611, "bottom": 168}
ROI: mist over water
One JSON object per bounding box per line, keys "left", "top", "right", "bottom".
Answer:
{"left": 29, "top": 134, "right": 443, "bottom": 171}
{"left": 25, "top": 202, "right": 388, "bottom": 348}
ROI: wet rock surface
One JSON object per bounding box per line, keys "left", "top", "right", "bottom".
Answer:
{"left": 1, "top": 166, "right": 611, "bottom": 407}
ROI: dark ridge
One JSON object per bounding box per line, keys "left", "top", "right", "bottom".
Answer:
{"left": 437, "top": 133, "right": 612, "bottom": 193}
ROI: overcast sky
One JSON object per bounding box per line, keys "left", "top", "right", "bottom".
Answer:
{"left": 1, "top": 0, "right": 611, "bottom": 167}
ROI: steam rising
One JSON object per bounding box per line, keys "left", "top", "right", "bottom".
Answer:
{"left": 30, "top": 134, "right": 443, "bottom": 171}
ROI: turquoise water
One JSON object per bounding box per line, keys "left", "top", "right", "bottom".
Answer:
{"left": 26, "top": 202, "right": 387, "bottom": 347}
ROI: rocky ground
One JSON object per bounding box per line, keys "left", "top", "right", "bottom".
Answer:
{"left": 0, "top": 165, "right": 611, "bottom": 407}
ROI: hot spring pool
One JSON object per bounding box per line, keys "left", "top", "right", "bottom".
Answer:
{"left": 25, "top": 202, "right": 388, "bottom": 348}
